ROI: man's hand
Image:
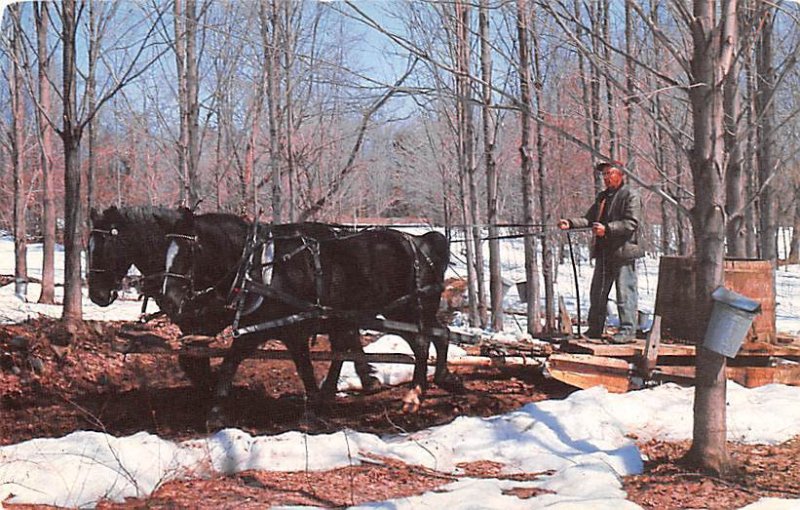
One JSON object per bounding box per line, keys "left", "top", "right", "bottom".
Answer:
{"left": 592, "top": 222, "right": 606, "bottom": 237}
{"left": 558, "top": 219, "right": 570, "bottom": 230}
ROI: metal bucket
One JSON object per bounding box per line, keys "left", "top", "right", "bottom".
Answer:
{"left": 516, "top": 281, "right": 528, "bottom": 303}
{"left": 703, "top": 286, "right": 761, "bottom": 358}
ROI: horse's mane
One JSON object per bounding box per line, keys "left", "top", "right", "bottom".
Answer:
{"left": 116, "top": 206, "right": 182, "bottom": 226}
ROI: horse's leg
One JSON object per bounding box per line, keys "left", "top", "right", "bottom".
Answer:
{"left": 284, "top": 334, "right": 323, "bottom": 414}
{"left": 321, "top": 327, "right": 381, "bottom": 399}
{"left": 422, "top": 306, "right": 464, "bottom": 394}
{"left": 206, "top": 338, "right": 253, "bottom": 430}
{"left": 428, "top": 328, "right": 464, "bottom": 394}
{"left": 401, "top": 332, "right": 430, "bottom": 414}
{"left": 178, "top": 354, "right": 213, "bottom": 393}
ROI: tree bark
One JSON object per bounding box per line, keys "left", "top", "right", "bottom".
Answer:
{"left": 532, "top": 14, "right": 554, "bottom": 332}
{"left": 10, "top": 4, "right": 28, "bottom": 302}
{"left": 756, "top": 5, "right": 776, "bottom": 261}
{"left": 454, "top": 0, "right": 481, "bottom": 327}
{"left": 185, "top": 0, "right": 201, "bottom": 207}
{"left": 684, "top": 0, "right": 737, "bottom": 475}
{"left": 517, "top": 0, "right": 541, "bottom": 335}
{"left": 789, "top": 190, "right": 800, "bottom": 263}
{"left": 35, "top": 3, "right": 55, "bottom": 304}
{"left": 266, "top": 0, "right": 282, "bottom": 222}
{"left": 87, "top": 0, "right": 99, "bottom": 216}
{"left": 724, "top": 41, "right": 746, "bottom": 258}
{"left": 61, "top": 0, "right": 84, "bottom": 323}
{"left": 479, "top": 0, "right": 503, "bottom": 331}
{"left": 174, "top": 0, "right": 189, "bottom": 204}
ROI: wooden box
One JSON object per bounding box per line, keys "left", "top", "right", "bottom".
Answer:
{"left": 654, "top": 257, "right": 776, "bottom": 343}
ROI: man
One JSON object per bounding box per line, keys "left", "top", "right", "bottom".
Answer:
{"left": 558, "top": 161, "right": 644, "bottom": 343}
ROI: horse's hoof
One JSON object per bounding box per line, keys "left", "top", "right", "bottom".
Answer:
{"left": 298, "top": 408, "right": 325, "bottom": 430}
{"left": 401, "top": 385, "right": 423, "bottom": 414}
{"left": 362, "top": 376, "right": 383, "bottom": 395}
{"left": 436, "top": 373, "right": 466, "bottom": 394}
{"left": 206, "top": 406, "right": 226, "bottom": 432}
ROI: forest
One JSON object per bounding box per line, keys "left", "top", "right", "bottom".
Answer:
{"left": 2, "top": 0, "right": 800, "bottom": 476}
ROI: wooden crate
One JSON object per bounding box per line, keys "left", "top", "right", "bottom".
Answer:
{"left": 654, "top": 256, "right": 776, "bottom": 343}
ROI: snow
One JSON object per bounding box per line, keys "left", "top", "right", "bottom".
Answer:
{"left": 1, "top": 233, "right": 800, "bottom": 509}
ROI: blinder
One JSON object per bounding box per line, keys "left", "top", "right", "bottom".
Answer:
{"left": 88, "top": 227, "right": 123, "bottom": 276}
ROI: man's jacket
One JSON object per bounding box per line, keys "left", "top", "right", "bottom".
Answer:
{"left": 566, "top": 183, "right": 645, "bottom": 262}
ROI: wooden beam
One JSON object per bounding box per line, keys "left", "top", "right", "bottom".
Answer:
{"left": 547, "top": 353, "right": 634, "bottom": 393}
{"left": 641, "top": 315, "right": 662, "bottom": 375}
{"left": 558, "top": 295, "right": 573, "bottom": 337}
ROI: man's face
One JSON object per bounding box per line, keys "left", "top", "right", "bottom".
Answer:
{"left": 602, "top": 167, "right": 624, "bottom": 190}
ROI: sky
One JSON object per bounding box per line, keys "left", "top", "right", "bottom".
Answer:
{"left": 2, "top": 233, "right": 800, "bottom": 509}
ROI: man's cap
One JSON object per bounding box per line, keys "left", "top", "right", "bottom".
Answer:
{"left": 595, "top": 161, "right": 625, "bottom": 172}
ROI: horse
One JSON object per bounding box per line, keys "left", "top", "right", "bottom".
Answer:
{"left": 160, "top": 209, "right": 463, "bottom": 425}
{"left": 88, "top": 206, "right": 380, "bottom": 397}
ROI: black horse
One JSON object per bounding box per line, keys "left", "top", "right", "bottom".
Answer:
{"left": 89, "top": 206, "right": 244, "bottom": 336}
{"left": 89, "top": 206, "right": 181, "bottom": 310}
{"left": 160, "top": 210, "right": 462, "bottom": 424}
{"left": 88, "top": 206, "right": 379, "bottom": 396}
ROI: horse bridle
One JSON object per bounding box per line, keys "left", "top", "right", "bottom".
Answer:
{"left": 88, "top": 227, "right": 125, "bottom": 278}
{"left": 162, "top": 233, "right": 200, "bottom": 293}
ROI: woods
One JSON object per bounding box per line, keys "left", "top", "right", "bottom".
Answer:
{"left": 2, "top": 0, "right": 800, "bottom": 476}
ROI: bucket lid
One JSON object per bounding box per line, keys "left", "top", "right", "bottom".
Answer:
{"left": 711, "top": 286, "right": 762, "bottom": 313}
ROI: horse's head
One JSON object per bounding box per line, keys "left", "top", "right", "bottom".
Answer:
{"left": 88, "top": 206, "right": 134, "bottom": 306}
{"left": 160, "top": 208, "right": 200, "bottom": 317}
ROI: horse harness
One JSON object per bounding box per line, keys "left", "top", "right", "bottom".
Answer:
{"left": 222, "top": 228, "right": 444, "bottom": 338}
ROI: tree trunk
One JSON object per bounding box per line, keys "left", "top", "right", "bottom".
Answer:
{"left": 532, "top": 14, "right": 554, "bottom": 332}
{"left": 174, "top": 0, "right": 189, "bottom": 204}
{"left": 185, "top": 0, "right": 201, "bottom": 207}
{"left": 35, "top": 3, "right": 55, "bottom": 304}
{"left": 479, "top": 0, "right": 503, "bottom": 331}
{"left": 517, "top": 0, "right": 541, "bottom": 335}
{"left": 756, "top": 5, "right": 776, "bottom": 261}
{"left": 684, "top": 0, "right": 737, "bottom": 475}
{"left": 454, "top": 0, "right": 481, "bottom": 327}
{"left": 10, "top": 4, "right": 27, "bottom": 302}
{"left": 283, "top": 0, "right": 296, "bottom": 222}
{"left": 744, "top": 31, "right": 759, "bottom": 259}
{"left": 266, "top": 0, "right": 282, "bottom": 222}
{"left": 61, "top": 0, "right": 84, "bottom": 324}
{"left": 601, "top": 0, "right": 618, "bottom": 160}
{"left": 789, "top": 190, "right": 800, "bottom": 263}
{"left": 724, "top": 47, "right": 746, "bottom": 258}
{"left": 87, "top": 0, "right": 99, "bottom": 216}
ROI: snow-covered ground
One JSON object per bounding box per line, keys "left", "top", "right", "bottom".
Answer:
{"left": 1, "top": 232, "right": 800, "bottom": 509}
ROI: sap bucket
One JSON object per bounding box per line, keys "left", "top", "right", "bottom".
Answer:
{"left": 703, "top": 286, "right": 761, "bottom": 358}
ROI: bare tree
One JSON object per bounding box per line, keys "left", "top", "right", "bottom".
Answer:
{"left": 55, "top": 0, "right": 168, "bottom": 323}
{"left": 531, "top": 10, "right": 555, "bottom": 332}
{"left": 756, "top": 4, "right": 776, "bottom": 260}
{"left": 479, "top": 0, "right": 503, "bottom": 331}
{"left": 684, "top": 0, "right": 738, "bottom": 474}
{"left": 174, "top": 0, "right": 201, "bottom": 206}
{"left": 517, "top": 0, "right": 541, "bottom": 335}
{"left": 9, "top": 4, "right": 27, "bottom": 301}
{"left": 34, "top": 2, "right": 55, "bottom": 305}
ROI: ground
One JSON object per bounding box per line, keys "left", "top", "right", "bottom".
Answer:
{"left": 1, "top": 317, "right": 799, "bottom": 509}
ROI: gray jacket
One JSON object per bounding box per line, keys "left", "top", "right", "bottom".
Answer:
{"left": 567, "top": 183, "right": 644, "bottom": 262}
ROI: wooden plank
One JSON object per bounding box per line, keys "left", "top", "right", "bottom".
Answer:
{"left": 560, "top": 338, "right": 800, "bottom": 360}
{"left": 547, "top": 354, "right": 634, "bottom": 393}
{"left": 114, "top": 340, "right": 544, "bottom": 369}
{"left": 643, "top": 315, "right": 662, "bottom": 372}
{"left": 654, "top": 364, "right": 800, "bottom": 388}
{"left": 558, "top": 296, "right": 573, "bottom": 337}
